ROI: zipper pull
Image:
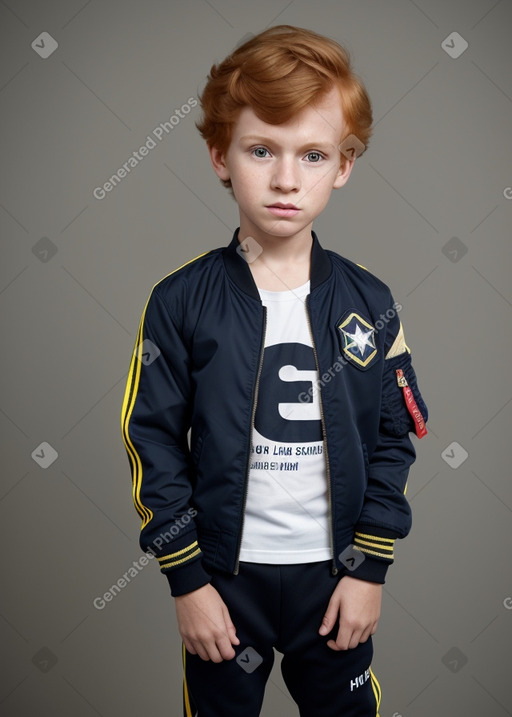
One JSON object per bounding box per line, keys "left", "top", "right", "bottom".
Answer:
{"left": 396, "top": 369, "right": 408, "bottom": 388}
{"left": 396, "top": 368, "right": 427, "bottom": 438}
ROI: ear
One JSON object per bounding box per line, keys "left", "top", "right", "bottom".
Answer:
{"left": 208, "top": 145, "right": 230, "bottom": 182}
{"left": 332, "top": 157, "right": 355, "bottom": 190}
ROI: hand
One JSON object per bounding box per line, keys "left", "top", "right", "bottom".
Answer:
{"left": 318, "top": 575, "right": 382, "bottom": 650}
{"left": 175, "top": 583, "right": 240, "bottom": 662}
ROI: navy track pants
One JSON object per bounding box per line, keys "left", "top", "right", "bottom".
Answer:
{"left": 182, "top": 560, "right": 381, "bottom": 716}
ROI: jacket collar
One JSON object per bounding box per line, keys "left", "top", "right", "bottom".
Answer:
{"left": 222, "top": 227, "right": 332, "bottom": 300}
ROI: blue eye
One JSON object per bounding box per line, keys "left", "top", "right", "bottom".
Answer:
{"left": 252, "top": 147, "right": 270, "bottom": 158}
{"left": 250, "top": 147, "right": 324, "bottom": 162}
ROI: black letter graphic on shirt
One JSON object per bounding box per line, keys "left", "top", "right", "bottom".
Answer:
{"left": 254, "top": 343, "right": 322, "bottom": 442}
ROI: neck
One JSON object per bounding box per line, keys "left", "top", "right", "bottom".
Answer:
{"left": 236, "top": 224, "right": 314, "bottom": 292}
{"left": 237, "top": 220, "right": 314, "bottom": 265}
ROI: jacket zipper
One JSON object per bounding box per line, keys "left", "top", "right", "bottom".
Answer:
{"left": 234, "top": 305, "right": 267, "bottom": 575}
{"left": 305, "top": 295, "right": 338, "bottom": 576}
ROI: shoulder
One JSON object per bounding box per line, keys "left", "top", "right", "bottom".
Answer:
{"left": 151, "top": 246, "right": 224, "bottom": 301}
{"left": 136, "top": 247, "right": 224, "bottom": 328}
{"left": 326, "top": 248, "right": 393, "bottom": 301}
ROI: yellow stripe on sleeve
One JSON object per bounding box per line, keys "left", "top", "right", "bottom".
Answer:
{"left": 121, "top": 320, "right": 152, "bottom": 525}
{"left": 354, "top": 538, "right": 394, "bottom": 553}
{"left": 353, "top": 533, "right": 396, "bottom": 559}
{"left": 159, "top": 548, "right": 202, "bottom": 570}
{"left": 120, "top": 250, "right": 211, "bottom": 529}
{"left": 354, "top": 533, "right": 395, "bottom": 544}
{"left": 157, "top": 541, "right": 199, "bottom": 563}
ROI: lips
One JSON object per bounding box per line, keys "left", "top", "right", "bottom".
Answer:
{"left": 266, "top": 204, "right": 301, "bottom": 218}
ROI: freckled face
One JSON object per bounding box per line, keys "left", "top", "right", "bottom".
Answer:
{"left": 209, "top": 85, "right": 354, "bottom": 243}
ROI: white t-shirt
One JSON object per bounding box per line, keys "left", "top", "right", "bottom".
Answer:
{"left": 238, "top": 280, "right": 331, "bottom": 564}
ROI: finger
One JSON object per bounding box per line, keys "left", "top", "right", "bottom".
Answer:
{"left": 226, "top": 624, "right": 240, "bottom": 646}
{"left": 222, "top": 605, "right": 240, "bottom": 646}
{"left": 348, "top": 630, "right": 363, "bottom": 650}
{"left": 192, "top": 642, "right": 211, "bottom": 662}
{"left": 359, "top": 625, "right": 373, "bottom": 644}
{"left": 326, "top": 638, "right": 341, "bottom": 651}
{"left": 328, "top": 622, "right": 352, "bottom": 651}
{"left": 318, "top": 599, "right": 338, "bottom": 635}
{"left": 217, "top": 634, "right": 237, "bottom": 661}
{"left": 202, "top": 639, "right": 225, "bottom": 663}
{"left": 327, "top": 635, "right": 350, "bottom": 651}
{"left": 183, "top": 640, "right": 197, "bottom": 656}
{"left": 188, "top": 635, "right": 222, "bottom": 662}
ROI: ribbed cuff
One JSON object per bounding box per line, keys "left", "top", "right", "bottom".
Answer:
{"left": 353, "top": 529, "right": 396, "bottom": 562}
{"left": 345, "top": 555, "right": 390, "bottom": 584}
{"left": 165, "top": 557, "right": 212, "bottom": 597}
{"left": 341, "top": 525, "right": 399, "bottom": 583}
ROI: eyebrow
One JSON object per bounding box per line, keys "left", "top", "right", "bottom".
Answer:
{"left": 239, "top": 135, "right": 335, "bottom": 152}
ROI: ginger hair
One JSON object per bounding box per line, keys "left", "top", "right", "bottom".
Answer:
{"left": 195, "top": 24, "right": 373, "bottom": 190}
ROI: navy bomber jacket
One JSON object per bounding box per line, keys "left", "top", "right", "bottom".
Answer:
{"left": 121, "top": 228, "right": 428, "bottom": 597}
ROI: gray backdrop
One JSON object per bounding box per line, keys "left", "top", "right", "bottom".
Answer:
{"left": 1, "top": 0, "right": 511, "bottom": 715}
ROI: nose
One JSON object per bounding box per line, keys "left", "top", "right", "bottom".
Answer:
{"left": 270, "top": 156, "right": 300, "bottom": 193}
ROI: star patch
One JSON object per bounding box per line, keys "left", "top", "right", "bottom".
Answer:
{"left": 338, "top": 312, "right": 377, "bottom": 368}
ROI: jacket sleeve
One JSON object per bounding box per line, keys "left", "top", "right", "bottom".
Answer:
{"left": 121, "top": 284, "right": 212, "bottom": 597}
{"left": 348, "top": 304, "right": 429, "bottom": 584}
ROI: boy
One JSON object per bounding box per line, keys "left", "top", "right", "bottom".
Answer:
{"left": 121, "top": 24, "right": 428, "bottom": 717}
